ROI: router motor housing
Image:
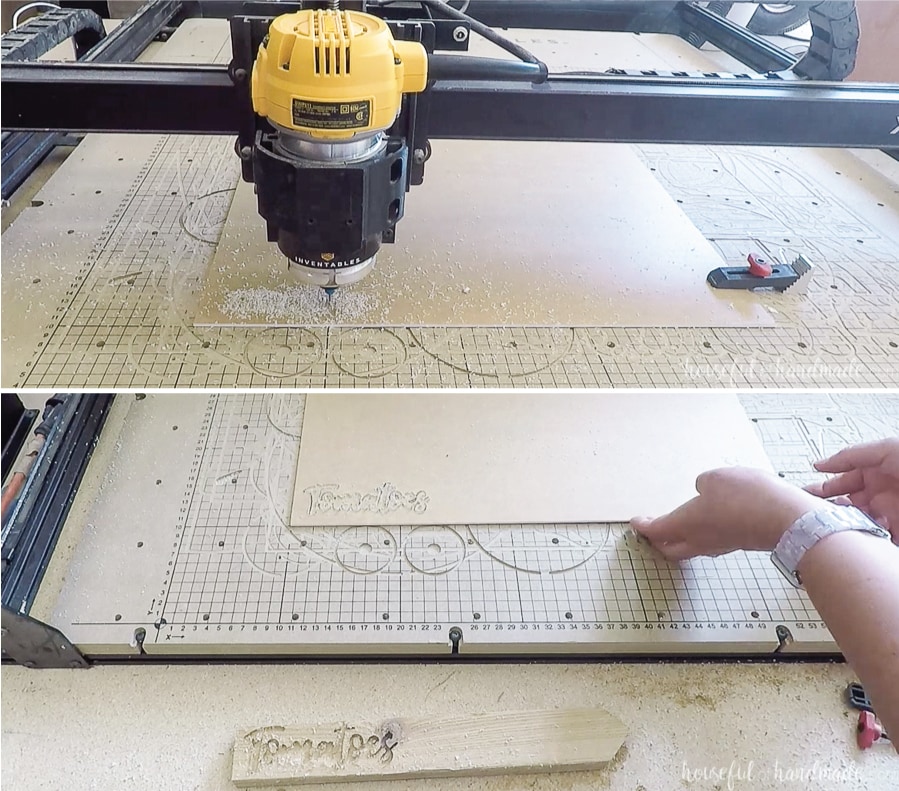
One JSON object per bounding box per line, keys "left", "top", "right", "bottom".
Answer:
{"left": 250, "top": 8, "right": 427, "bottom": 289}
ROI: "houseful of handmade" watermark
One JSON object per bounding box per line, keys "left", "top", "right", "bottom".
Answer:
{"left": 682, "top": 759, "right": 861, "bottom": 789}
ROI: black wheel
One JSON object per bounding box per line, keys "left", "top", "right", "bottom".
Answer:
{"left": 747, "top": 3, "right": 811, "bottom": 36}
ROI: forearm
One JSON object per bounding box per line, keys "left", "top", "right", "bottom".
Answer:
{"left": 799, "top": 531, "right": 899, "bottom": 748}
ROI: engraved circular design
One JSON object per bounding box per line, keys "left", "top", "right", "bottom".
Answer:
{"left": 468, "top": 524, "right": 610, "bottom": 574}
{"left": 178, "top": 188, "right": 235, "bottom": 244}
{"left": 266, "top": 394, "right": 307, "bottom": 439}
{"left": 409, "top": 327, "right": 574, "bottom": 378}
{"left": 335, "top": 526, "right": 397, "bottom": 574}
{"left": 125, "top": 319, "right": 192, "bottom": 379}
{"left": 403, "top": 526, "right": 467, "bottom": 575}
{"left": 331, "top": 328, "right": 408, "bottom": 378}
{"left": 241, "top": 521, "right": 314, "bottom": 578}
{"left": 244, "top": 328, "right": 324, "bottom": 378}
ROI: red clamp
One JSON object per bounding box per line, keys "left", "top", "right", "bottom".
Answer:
{"left": 747, "top": 253, "right": 773, "bottom": 278}
{"left": 857, "top": 711, "right": 889, "bottom": 749}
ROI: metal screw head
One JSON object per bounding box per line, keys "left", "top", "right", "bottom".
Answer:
{"left": 23, "top": 661, "right": 36, "bottom": 668}
{"left": 412, "top": 148, "right": 426, "bottom": 164}
{"left": 233, "top": 67, "right": 248, "bottom": 83}
{"left": 239, "top": 146, "right": 253, "bottom": 160}
{"left": 452, "top": 25, "right": 468, "bottom": 42}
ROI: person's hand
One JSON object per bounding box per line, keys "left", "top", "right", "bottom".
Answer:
{"left": 804, "top": 438, "right": 899, "bottom": 540}
{"left": 631, "top": 467, "right": 822, "bottom": 561}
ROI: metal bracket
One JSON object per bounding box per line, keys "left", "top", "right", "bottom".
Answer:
{"left": 386, "top": 18, "right": 469, "bottom": 52}
{"left": 1, "top": 606, "right": 88, "bottom": 668}
{"left": 773, "top": 624, "right": 794, "bottom": 654}
{"left": 229, "top": 15, "right": 270, "bottom": 184}
{"left": 388, "top": 19, "right": 432, "bottom": 190}
{"left": 448, "top": 626, "right": 463, "bottom": 655}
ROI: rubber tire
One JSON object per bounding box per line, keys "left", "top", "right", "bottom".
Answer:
{"left": 747, "top": 4, "right": 811, "bottom": 36}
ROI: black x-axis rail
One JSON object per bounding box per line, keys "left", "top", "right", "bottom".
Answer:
{"left": 3, "top": 61, "right": 898, "bottom": 148}
{"left": 428, "top": 76, "right": 899, "bottom": 148}
{"left": 1, "top": 62, "right": 241, "bottom": 134}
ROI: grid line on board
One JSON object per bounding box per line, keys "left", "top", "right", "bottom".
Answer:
{"left": 6, "top": 133, "right": 899, "bottom": 389}
{"left": 145, "top": 393, "right": 898, "bottom": 646}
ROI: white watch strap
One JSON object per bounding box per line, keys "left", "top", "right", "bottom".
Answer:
{"left": 771, "top": 505, "right": 891, "bottom": 588}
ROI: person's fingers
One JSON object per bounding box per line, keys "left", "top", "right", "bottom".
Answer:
{"left": 631, "top": 496, "right": 705, "bottom": 545}
{"left": 866, "top": 491, "right": 899, "bottom": 526}
{"left": 630, "top": 516, "right": 655, "bottom": 536}
{"left": 652, "top": 541, "right": 698, "bottom": 563}
{"left": 814, "top": 440, "right": 889, "bottom": 474}
{"left": 870, "top": 513, "right": 890, "bottom": 532}
{"left": 630, "top": 514, "right": 682, "bottom": 545}
{"left": 630, "top": 525, "right": 676, "bottom": 556}
{"left": 848, "top": 490, "right": 871, "bottom": 514}
{"left": 655, "top": 541, "right": 696, "bottom": 562}
{"left": 694, "top": 468, "right": 727, "bottom": 495}
{"left": 878, "top": 516, "right": 897, "bottom": 546}
{"left": 803, "top": 481, "right": 826, "bottom": 497}
{"left": 816, "top": 469, "right": 865, "bottom": 498}
{"left": 802, "top": 478, "right": 856, "bottom": 502}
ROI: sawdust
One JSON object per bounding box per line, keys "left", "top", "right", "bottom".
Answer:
{"left": 589, "top": 745, "right": 630, "bottom": 789}
{"left": 673, "top": 689, "right": 719, "bottom": 711}
{"left": 219, "top": 284, "right": 387, "bottom": 325}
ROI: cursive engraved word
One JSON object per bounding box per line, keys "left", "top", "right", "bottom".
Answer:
{"left": 305, "top": 483, "right": 429, "bottom": 516}
{"left": 244, "top": 724, "right": 396, "bottom": 774}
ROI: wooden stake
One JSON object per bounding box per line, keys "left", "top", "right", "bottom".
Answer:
{"left": 231, "top": 707, "right": 627, "bottom": 787}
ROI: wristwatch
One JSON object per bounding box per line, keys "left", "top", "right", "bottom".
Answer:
{"left": 771, "top": 505, "right": 891, "bottom": 589}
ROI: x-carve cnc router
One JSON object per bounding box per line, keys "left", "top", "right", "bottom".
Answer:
{"left": 3, "top": 0, "right": 899, "bottom": 292}
{"left": 3, "top": 392, "right": 898, "bottom": 668}
{"left": 2, "top": 1, "right": 899, "bottom": 392}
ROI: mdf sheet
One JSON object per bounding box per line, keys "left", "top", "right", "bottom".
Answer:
{"left": 289, "top": 393, "right": 773, "bottom": 527}
{"left": 193, "top": 142, "right": 774, "bottom": 329}
{"left": 43, "top": 392, "right": 899, "bottom": 656}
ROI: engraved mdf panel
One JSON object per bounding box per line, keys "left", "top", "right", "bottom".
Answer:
{"left": 3, "top": 22, "right": 898, "bottom": 388}
{"left": 289, "top": 393, "right": 773, "bottom": 527}
{"left": 192, "top": 144, "right": 773, "bottom": 329}
{"left": 45, "top": 393, "right": 899, "bottom": 656}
